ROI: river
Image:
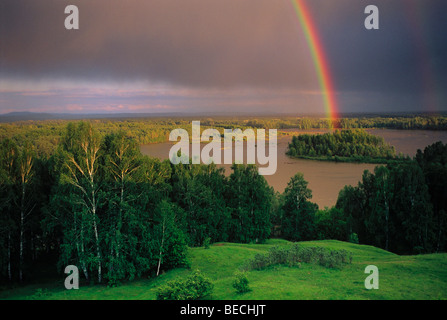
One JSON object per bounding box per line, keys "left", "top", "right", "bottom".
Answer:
{"left": 140, "top": 129, "right": 447, "bottom": 209}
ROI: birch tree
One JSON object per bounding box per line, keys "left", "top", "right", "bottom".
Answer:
{"left": 153, "top": 200, "right": 187, "bottom": 277}
{"left": 60, "top": 122, "right": 104, "bottom": 283}
{"left": 15, "top": 144, "right": 35, "bottom": 282}
{"left": 103, "top": 132, "right": 142, "bottom": 283}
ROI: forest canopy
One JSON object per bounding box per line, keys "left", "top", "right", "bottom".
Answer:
{"left": 0, "top": 118, "right": 446, "bottom": 287}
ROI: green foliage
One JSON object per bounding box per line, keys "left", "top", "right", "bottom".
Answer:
{"left": 280, "top": 173, "right": 318, "bottom": 241}
{"left": 349, "top": 233, "right": 359, "bottom": 244}
{"left": 4, "top": 121, "right": 280, "bottom": 284}
{"left": 315, "top": 207, "right": 350, "bottom": 241}
{"left": 226, "top": 164, "right": 273, "bottom": 243}
{"left": 42, "top": 123, "right": 189, "bottom": 285}
{"left": 336, "top": 161, "right": 436, "bottom": 254}
{"left": 0, "top": 138, "right": 46, "bottom": 283}
{"left": 153, "top": 200, "right": 189, "bottom": 275}
{"left": 2, "top": 117, "right": 447, "bottom": 286}
{"left": 2, "top": 240, "right": 447, "bottom": 300}
{"left": 28, "top": 288, "right": 52, "bottom": 300}
{"left": 232, "top": 271, "right": 251, "bottom": 294}
{"left": 171, "top": 163, "right": 230, "bottom": 246}
{"left": 203, "top": 237, "right": 211, "bottom": 249}
{"left": 415, "top": 141, "right": 447, "bottom": 252}
{"left": 156, "top": 270, "right": 214, "bottom": 300}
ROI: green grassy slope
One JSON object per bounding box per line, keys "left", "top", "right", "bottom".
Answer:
{"left": 1, "top": 239, "right": 446, "bottom": 300}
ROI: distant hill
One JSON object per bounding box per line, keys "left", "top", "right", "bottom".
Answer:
{"left": 0, "top": 112, "right": 59, "bottom": 122}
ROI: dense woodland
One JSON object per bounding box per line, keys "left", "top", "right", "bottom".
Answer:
{"left": 0, "top": 122, "right": 274, "bottom": 285}
{"left": 0, "top": 118, "right": 446, "bottom": 286}
{"left": 286, "top": 129, "right": 405, "bottom": 163}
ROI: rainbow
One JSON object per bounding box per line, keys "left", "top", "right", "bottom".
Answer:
{"left": 291, "top": 0, "right": 339, "bottom": 123}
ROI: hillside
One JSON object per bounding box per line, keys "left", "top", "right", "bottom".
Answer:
{"left": 1, "top": 240, "right": 446, "bottom": 300}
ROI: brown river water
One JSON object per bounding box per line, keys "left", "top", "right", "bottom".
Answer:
{"left": 140, "top": 129, "right": 447, "bottom": 209}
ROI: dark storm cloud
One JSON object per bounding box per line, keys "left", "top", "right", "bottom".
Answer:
{"left": 0, "top": 0, "right": 446, "bottom": 113}
{"left": 312, "top": 0, "right": 447, "bottom": 94}
{"left": 0, "top": 0, "right": 318, "bottom": 89}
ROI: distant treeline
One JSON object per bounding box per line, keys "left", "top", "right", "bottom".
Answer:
{"left": 286, "top": 129, "right": 406, "bottom": 163}
{"left": 1, "top": 115, "right": 446, "bottom": 157}
{"left": 247, "top": 115, "right": 447, "bottom": 130}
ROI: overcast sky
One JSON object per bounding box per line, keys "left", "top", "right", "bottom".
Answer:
{"left": 0, "top": 0, "right": 446, "bottom": 115}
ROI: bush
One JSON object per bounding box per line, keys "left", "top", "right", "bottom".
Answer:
{"left": 349, "top": 233, "right": 359, "bottom": 244}
{"left": 156, "top": 270, "right": 214, "bottom": 300}
{"left": 29, "top": 288, "right": 52, "bottom": 300}
{"left": 246, "top": 253, "right": 270, "bottom": 270}
{"left": 232, "top": 271, "right": 251, "bottom": 294}
{"left": 203, "top": 237, "right": 211, "bottom": 249}
{"left": 244, "top": 244, "right": 352, "bottom": 271}
{"left": 268, "top": 246, "right": 289, "bottom": 265}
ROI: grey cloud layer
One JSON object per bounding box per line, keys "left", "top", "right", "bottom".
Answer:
{"left": 1, "top": 0, "right": 446, "bottom": 112}
{"left": 0, "top": 0, "right": 319, "bottom": 89}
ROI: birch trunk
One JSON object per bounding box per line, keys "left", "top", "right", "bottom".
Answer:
{"left": 385, "top": 197, "right": 389, "bottom": 252}
{"left": 80, "top": 222, "right": 89, "bottom": 281}
{"left": 156, "top": 216, "right": 166, "bottom": 277}
{"left": 7, "top": 232, "right": 11, "bottom": 281}
{"left": 19, "top": 210, "right": 23, "bottom": 282}
{"left": 93, "top": 217, "right": 101, "bottom": 283}
{"left": 19, "top": 175, "right": 26, "bottom": 282}
{"left": 91, "top": 188, "right": 102, "bottom": 283}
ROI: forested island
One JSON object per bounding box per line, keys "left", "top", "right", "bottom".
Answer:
{"left": 286, "top": 129, "right": 407, "bottom": 163}
{"left": 1, "top": 119, "right": 447, "bottom": 290}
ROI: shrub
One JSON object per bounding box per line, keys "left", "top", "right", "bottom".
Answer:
{"left": 268, "top": 246, "right": 289, "bottom": 265}
{"left": 156, "top": 270, "right": 214, "bottom": 300}
{"left": 29, "top": 288, "right": 52, "bottom": 300}
{"left": 246, "top": 253, "right": 270, "bottom": 270}
{"left": 232, "top": 271, "right": 251, "bottom": 294}
{"left": 203, "top": 237, "right": 211, "bottom": 249}
{"left": 244, "top": 244, "right": 352, "bottom": 271}
{"left": 349, "top": 233, "right": 359, "bottom": 244}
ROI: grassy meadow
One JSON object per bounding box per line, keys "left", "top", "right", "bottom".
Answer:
{"left": 1, "top": 239, "right": 446, "bottom": 300}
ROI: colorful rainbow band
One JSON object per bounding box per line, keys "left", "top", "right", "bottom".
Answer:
{"left": 291, "top": 0, "right": 339, "bottom": 123}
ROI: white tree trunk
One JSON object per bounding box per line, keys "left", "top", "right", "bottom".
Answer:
{"left": 92, "top": 208, "right": 102, "bottom": 283}
{"left": 80, "top": 223, "right": 89, "bottom": 281}
{"left": 19, "top": 185, "right": 25, "bottom": 282}
{"left": 7, "top": 232, "right": 11, "bottom": 281}
{"left": 156, "top": 217, "right": 166, "bottom": 277}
